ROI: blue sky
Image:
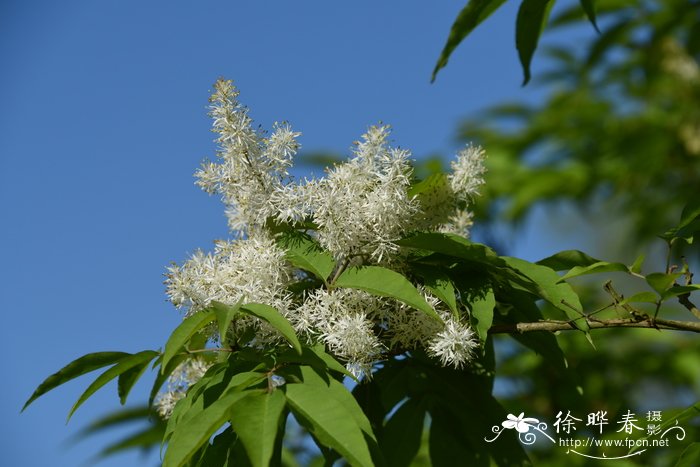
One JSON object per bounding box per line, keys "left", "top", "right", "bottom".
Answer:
{"left": 0, "top": 2, "right": 589, "bottom": 466}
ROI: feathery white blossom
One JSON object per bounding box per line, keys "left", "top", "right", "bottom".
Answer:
{"left": 195, "top": 80, "right": 301, "bottom": 233}
{"left": 427, "top": 318, "right": 479, "bottom": 369}
{"left": 165, "top": 232, "right": 291, "bottom": 317}
{"left": 449, "top": 144, "right": 486, "bottom": 201}
{"left": 312, "top": 125, "right": 419, "bottom": 263}
{"left": 166, "top": 79, "right": 488, "bottom": 381}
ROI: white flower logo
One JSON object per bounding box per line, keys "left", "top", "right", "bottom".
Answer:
{"left": 486, "top": 412, "right": 555, "bottom": 444}
{"left": 502, "top": 412, "right": 540, "bottom": 433}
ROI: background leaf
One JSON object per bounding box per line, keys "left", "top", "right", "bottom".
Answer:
{"left": 22, "top": 351, "right": 130, "bottom": 411}
{"left": 432, "top": 0, "right": 508, "bottom": 81}
{"left": 68, "top": 350, "right": 159, "bottom": 421}
{"left": 516, "top": 0, "right": 556, "bottom": 85}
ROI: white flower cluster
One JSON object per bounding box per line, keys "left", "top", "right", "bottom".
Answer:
{"left": 159, "top": 80, "right": 486, "bottom": 412}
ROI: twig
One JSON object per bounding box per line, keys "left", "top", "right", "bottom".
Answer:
{"left": 488, "top": 317, "right": 700, "bottom": 334}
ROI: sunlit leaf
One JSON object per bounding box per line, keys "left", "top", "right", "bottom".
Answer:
{"left": 285, "top": 366, "right": 376, "bottom": 467}
{"left": 162, "top": 310, "right": 216, "bottom": 372}
{"left": 211, "top": 300, "right": 242, "bottom": 345}
{"left": 241, "top": 303, "right": 302, "bottom": 354}
{"left": 502, "top": 256, "right": 588, "bottom": 331}
{"left": 276, "top": 343, "right": 355, "bottom": 380}
{"left": 163, "top": 389, "right": 250, "bottom": 467}
{"left": 536, "top": 249, "right": 602, "bottom": 271}
{"left": 413, "top": 265, "right": 459, "bottom": 315}
{"left": 560, "top": 260, "right": 630, "bottom": 281}
{"left": 662, "top": 284, "right": 700, "bottom": 301}
{"left": 646, "top": 272, "right": 683, "bottom": 296}
{"left": 619, "top": 292, "right": 658, "bottom": 305}
{"left": 278, "top": 230, "right": 336, "bottom": 282}
{"left": 335, "top": 265, "right": 441, "bottom": 321}
{"left": 229, "top": 389, "right": 286, "bottom": 467}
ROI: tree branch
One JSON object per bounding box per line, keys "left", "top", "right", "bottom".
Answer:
{"left": 489, "top": 317, "right": 700, "bottom": 334}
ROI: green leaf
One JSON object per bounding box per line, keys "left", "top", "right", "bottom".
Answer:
{"left": 661, "top": 199, "right": 700, "bottom": 244}
{"left": 380, "top": 398, "right": 425, "bottom": 467}
{"left": 424, "top": 365, "right": 531, "bottom": 466}
{"left": 164, "top": 368, "right": 265, "bottom": 447}
{"left": 117, "top": 356, "right": 152, "bottom": 405}
{"left": 471, "top": 289, "right": 495, "bottom": 343}
{"left": 631, "top": 401, "right": 700, "bottom": 456}
{"left": 579, "top": 0, "right": 599, "bottom": 33}
{"left": 149, "top": 353, "right": 188, "bottom": 407}
{"left": 516, "top": 0, "right": 556, "bottom": 85}
{"left": 240, "top": 303, "right": 302, "bottom": 354}
{"left": 429, "top": 406, "right": 488, "bottom": 467}
{"left": 277, "top": 343, "right": 355, "bottom": 380}
{"left": 163, "top": 363, "right": 228, "bottom": 444}
{"left": 536, "top": 249, "right": 602, "bottom": 270}
{"left": 560, "top": 260, "right": 630, "bottom": 281}
{"left": 162, "top": 309, "right": 216, "bottom": 372}
{"left": 163, "top": 389, "right": 251, "bottom": 467}
{"left": 502, "top": 256, "right": 588, "bottom": 331}
{"left": 193, "top": 426, "right": 236, "bottom": 467}
{"left": 398, "top": 233, "right": 503, "bottom": 267}
{"left": 413, "top": 265, "right": 458, "bottom": 315}
{"left": 630, "top": 254, "right": 645, "bottom": 274}
{"left": 662, "top": 284, "right": 700, "bottom": 301}
{"left": 91, "top": 425, "right": 164, "bottom": 461}
{"left": 229, "top": 389, "right": 286, "bottom": 467}
{"left": 71, "top": 406, "right": 158, "bottom": 440}
{"left": 279, "top": 231, "right": 336, "bottom": 282}
{"left": 496, "top": 289, "right": 579, "bottom": 400}
{"left": 22, "top": 351, "right": 130, "bottom": 411}
{"left": 646, "top": 272, "right": 683, "bottom": 295}
{"left": 335, "top": 265, "right": 441, "bottom": 322}
{"left": 211, "top": 300, "right": 242, "bottom": 344}
{"left": 431, "top": 0, "right": 508, "bottom": 82}
{"left": 285, "top": 366, "right": 376, "bottom": 467}
{"left": 676, "top": 443, "right": 700, "bottom": 467}
{"left": 68, "top": 350, "right": 159, "bottom": 421}
{"left": 619, "top": 292, "right": 658, "bottom": 305}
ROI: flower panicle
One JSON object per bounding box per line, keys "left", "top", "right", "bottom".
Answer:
{"left": 157, "top": 80, "right": 487, "bottom": 413}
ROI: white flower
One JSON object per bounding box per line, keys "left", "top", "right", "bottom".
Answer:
{"left": 427, "top": 317, "right": 479, "bottom": 369}
{"left": 312, "top": 126, "right": 418, "bottom": 263}
{"left": 195, "top": 80, "right": 301, "bottom": 234}
{"left": 449, "top": 144, "right": 486, "bottom": 201}
{"left": 290, "top": 288, "right": 385, "bottom": 376}
{"left": 165, "top": 232, "right": 292, "bottom": 318}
